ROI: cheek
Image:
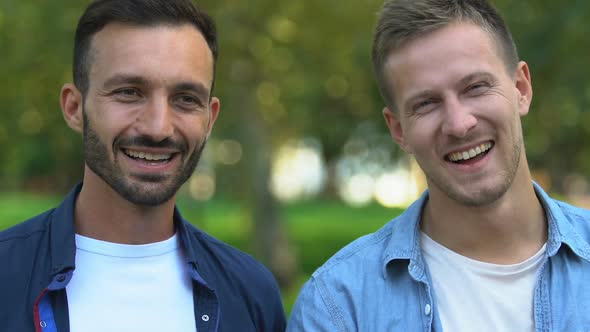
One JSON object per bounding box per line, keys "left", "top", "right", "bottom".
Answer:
{"left": 177, "top": 118, "right": 209, "bottom": 144}
{"left": 86, "top": 116, "right": 130, "bottom": 150}
{"left": 406, "top": 118, "right": 438, "bottom": 149}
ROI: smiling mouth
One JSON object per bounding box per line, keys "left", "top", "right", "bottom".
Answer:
{"left": 446, "top": 141, "right": 494, "bottom": 163}
{"left": 123, "top": 149, "right": 175, "bottom": 164}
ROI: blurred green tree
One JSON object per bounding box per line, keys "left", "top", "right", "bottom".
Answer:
{"left": 1, "top": 0, "right": 589, "bottom": 284}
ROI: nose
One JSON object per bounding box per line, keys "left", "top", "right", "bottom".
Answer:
{"left": 135, "top": 95, "right": 174, "bottom": 141}
{"left": 441, "top": 97, "right": 477, "bottom": 138}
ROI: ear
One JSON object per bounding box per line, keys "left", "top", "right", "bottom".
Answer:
{"left": 60, "top": 83, "right": 84, "bottom": 134}
{"left": 514, "top": 61, "right": 533, "bottom": 117}
{"left": 383, "top": 107, "right": 412, "bottom": 154}
{"left": 206, "top": 96, "right": 220, "bottom": 138}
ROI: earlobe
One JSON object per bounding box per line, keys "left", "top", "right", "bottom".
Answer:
{"left": 515, "top": 61, "right": 533, "bottom": 116}
{"left": 60, "top": 83, "right": 84, "bottom": 134}
{"left": 383, "top": 107, "right": 411, "bottom": 153}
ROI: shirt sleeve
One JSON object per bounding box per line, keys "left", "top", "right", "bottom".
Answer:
{"left": 287, "top": 277, "right": 349, "bottom": 332}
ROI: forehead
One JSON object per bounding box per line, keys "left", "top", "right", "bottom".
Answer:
{"left": 384, "top": 22, "right": 507, "bottom": 105}
{"left": 87, "top": 23, "right": 214, "bottom": 89}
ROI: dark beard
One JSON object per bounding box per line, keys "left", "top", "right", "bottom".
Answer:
{"left": 83, "top": 112, "right": 206, "bottom": 206}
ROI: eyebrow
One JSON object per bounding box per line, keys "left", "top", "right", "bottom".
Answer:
{"left": 102, "top": 74, "right": 151, "bottom": 89}
{"left": 101, "top": 74, "right": 210, "bottom": 100}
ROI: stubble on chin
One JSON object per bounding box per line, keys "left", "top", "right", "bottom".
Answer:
{"left": 425, "top": 140, "right": 523, "bottom": 208}
{"left": 82, "top": 113, "right": 207, "bottom": 207}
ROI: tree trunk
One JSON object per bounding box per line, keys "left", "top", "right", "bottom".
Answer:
{"left": 240, "top": 103, "right": 297, "bottom": 288}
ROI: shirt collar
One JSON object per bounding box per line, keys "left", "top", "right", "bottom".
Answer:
{"left": 173, "top": 206, "right": 215, "bottom": 290}
{"left": 533, "top": 182, "right": 590, "bottom": 261}
{"left": 49, "top": 183, "right": 212, "bottom": 287}
{"left": 381, "top": 190, "right": 428, "bottom": 279}
{"left": 49, "top": 183, "right": 80, "bottom": 276}
{"left": 380, "top": 181, "right": 590, "bottom": 278}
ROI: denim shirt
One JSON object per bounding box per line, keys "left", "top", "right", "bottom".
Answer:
{"left": 287, "top": 183, "right": 590, "bottom": 332}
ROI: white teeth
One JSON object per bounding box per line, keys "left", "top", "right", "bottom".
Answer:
{"left": 125, "top": 149, "right": 171, "bottom": 161}
{"left": 447, "top": 142, "right": 492, "bottom": 162}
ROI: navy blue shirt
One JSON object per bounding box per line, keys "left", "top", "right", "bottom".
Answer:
{"left": 0, "top": 184, "right": 286, "bottom": 332}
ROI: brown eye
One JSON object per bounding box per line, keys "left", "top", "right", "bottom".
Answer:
{"left": 113, "top": 88, "right": 141, "bottom": 101}
{"left": 179, "top": 95, "right": 197, "bottom": 104}
{"left": 174, "top": 94, "right": 205, "bottom": 111}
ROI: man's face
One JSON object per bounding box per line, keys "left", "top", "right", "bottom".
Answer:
{"left": 383, "top": 22, "right": 532, "bottom": 207}
{"left": 81, "top": 23, "right": 219, "bottom": 206}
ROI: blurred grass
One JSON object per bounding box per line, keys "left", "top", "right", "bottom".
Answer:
{"left": 0, "top": 192, "right": 403, "bottom": 313}
{"left": 0, "top": 193, "right": 62, "bottom": 223}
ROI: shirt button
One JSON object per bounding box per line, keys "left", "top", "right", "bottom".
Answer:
{"left": 201, "top": 314, "right": 209, "bottom": 322}
{"left": 424, "top": 303, "right": 431, "bottom": 315}
{"left": 40, "top": 321, "right": 47, "bottom": 328}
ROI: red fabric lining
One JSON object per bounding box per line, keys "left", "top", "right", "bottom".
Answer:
{"left": 33, "top": 288, "right": 48, "bottom": 332}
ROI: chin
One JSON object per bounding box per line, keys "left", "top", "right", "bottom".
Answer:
{"left": 451, "top": 183, "right": 510, "bottom": 207}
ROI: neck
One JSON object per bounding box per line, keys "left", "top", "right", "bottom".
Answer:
{"left": 74, "top": 166, "right": 176, "bottom": 244}
{"left": 421, "top": 161, "right": 547, "bottom": 264}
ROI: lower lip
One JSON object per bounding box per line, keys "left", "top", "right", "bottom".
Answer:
{"left": 121, "top": 151, "right": 180, "bottom": 173}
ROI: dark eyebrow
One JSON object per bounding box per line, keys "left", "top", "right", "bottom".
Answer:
{"left": 102, "top": 74, "right": 151, "bottom": 89}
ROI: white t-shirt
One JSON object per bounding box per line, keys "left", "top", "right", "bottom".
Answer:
{"left": 421, "top": 232, "right": 546, "bottom": 332}
{"left": 66, "top": 233, "right": 196, "bottom": 332}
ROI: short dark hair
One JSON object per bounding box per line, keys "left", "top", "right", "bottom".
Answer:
{"left": 372, "top": 0, "right": 519, "bottom": 109}
{"left": 73, "top": 0, "right": 218, "bottom": 97}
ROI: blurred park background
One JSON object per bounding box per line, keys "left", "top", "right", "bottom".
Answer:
{"left": 1, "top": 0, "right": 589, "bottom": 312}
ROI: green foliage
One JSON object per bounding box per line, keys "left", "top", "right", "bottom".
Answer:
{"left": 498, "top": 0, "right": 590, "bottom": 191}
{"left": 2, "top": 0, "right": 589, "bottom": 194}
